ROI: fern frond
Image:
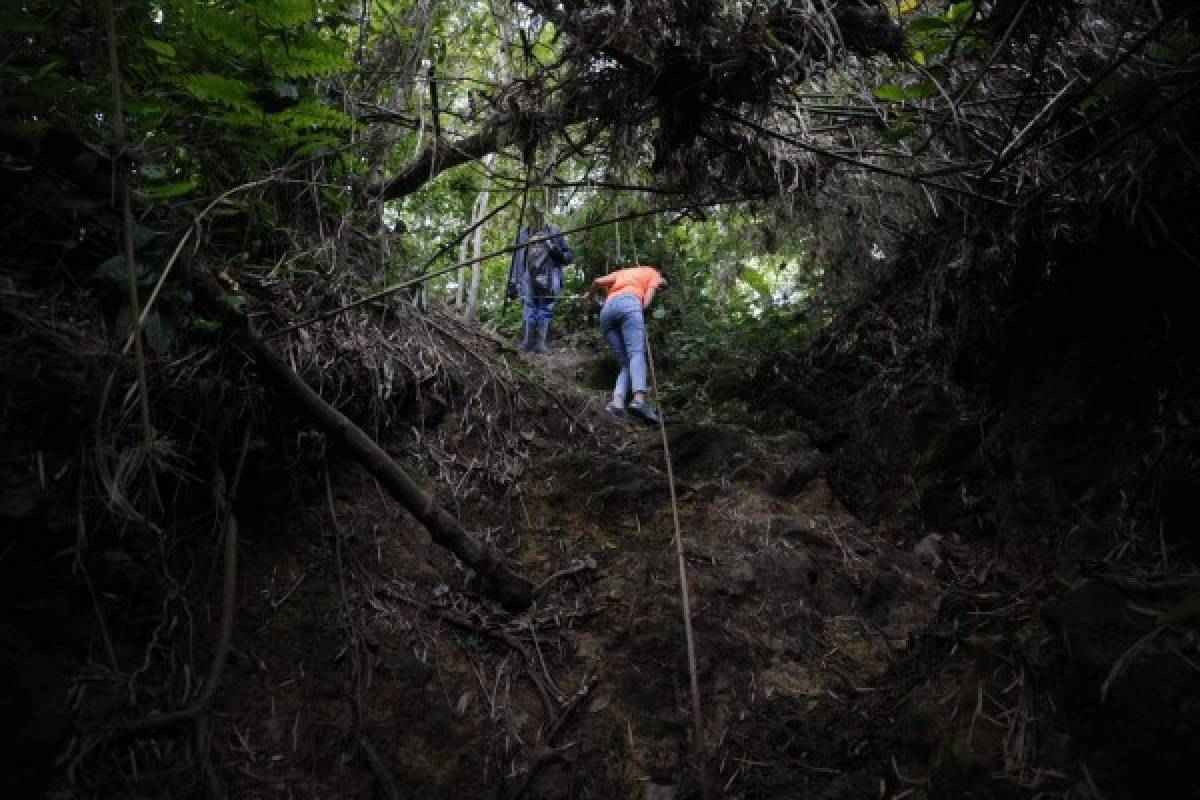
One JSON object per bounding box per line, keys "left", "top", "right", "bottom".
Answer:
{"left": 291, "top": 133, "right": 340, "bottom": 156}
{"left": 213, "top": 109, "right": 268, "bottom": 128}
{"left": 264, "top": 37, "right": 350, "bottom": 78}
{"left": 257, "top": 0, "right": 316, "bottom": 30}
{"left": 273, "top": 101, "right": 355, "bottom": 130}
{"left": 187, "top": 6, "right": 257, "bottom": 57}
{"left": 181, "top": 73, "right": 259, "bottom": 114}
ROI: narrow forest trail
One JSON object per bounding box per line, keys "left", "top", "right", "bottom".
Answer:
{"left": 513, "top": 348, "right": 947, "bottom": 798}
{"left": 211, "top": 340, "right": 1059, "bottom": 800}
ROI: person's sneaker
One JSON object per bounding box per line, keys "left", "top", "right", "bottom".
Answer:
{"left": 605, "top": 401, "right": 628, "bottom": 419}
{"left": 627, "top": 400, "right": 659, "bottom": 423}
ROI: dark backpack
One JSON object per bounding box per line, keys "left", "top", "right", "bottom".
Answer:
{"left": 525, "top": 228, "right": 557, "bottom": 293}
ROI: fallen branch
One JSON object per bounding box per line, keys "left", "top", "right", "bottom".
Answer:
{"left": 533, "top": 556, "right": 598, "bottom": 597}
{"left": 194, "top": 269, "right": 534, "bottom": 612}
{"left": 435, "top": 607, "right": 558, "bottom": 719}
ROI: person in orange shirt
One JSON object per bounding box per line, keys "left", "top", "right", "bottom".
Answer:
{"left": 585, "top": 265, "right": 667, "bottom": 421}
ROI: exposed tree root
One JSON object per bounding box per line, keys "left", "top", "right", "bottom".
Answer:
{"left": 119, "top": 427, "right": 249, "bottom": 732}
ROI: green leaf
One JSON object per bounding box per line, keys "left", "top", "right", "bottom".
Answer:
{"left": 274, "top": 101, "right": 355, "bottom": 130}
{"left": 188, "top": 6, "right": 257, "bottom": 56}
{"left": 181, "top": 73, "right": 258, "bottom": 113}
{"left": 138, "top": 178, "right": 200, "bottom": 199}
{"left": 874, "top": 81, "right": 936, "bottom": 103}
{"left": 739, "top": 266, "right": 773, "bottom": 306}
{"left": 262, "top": 37, "right": 350, "bottom": 78}
{"left": 292, "top": 135, "right": 341, "bottom": 157}
{"left": 875, "top": 83, "right": 907, "bottom": 102}
{"left": 258, "top": 0, "right": 316, "bottom": 29}
{"left": 1077, "top": 75, "right": 1117, "bottom": 115}
{"left": 946, "top": 1, "right": 976, "bottom": 25}
{"left": 212, "top": 109, "right": 267, "bottom": 128}
{"left": 143, "top": 38, "right": 176, "bottom": 59}
{"left": 190, "top": 317, "right": 223, "bottom": 334}
{"left": 922, "top": 37, "right": 951, "bottom": 56}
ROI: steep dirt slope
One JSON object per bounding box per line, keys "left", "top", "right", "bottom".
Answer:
{"left": 20, "top": 300, "right": 1191, "bottom": 800}
{"left": 184, "top": 345, "right": 1123, "bottom": 800}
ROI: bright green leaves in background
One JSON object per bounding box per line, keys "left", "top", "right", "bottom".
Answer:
{"left": 163, "top": 0, "right": 355, "bottom": 161}
{"left": 53, "top": 0, "right": 361, "bottom": 203}
{"left": 1, "top": 0, "right": 365, "bottom": 351}
{"left": 4, "top": 0, "right": 827, "bottom": 372}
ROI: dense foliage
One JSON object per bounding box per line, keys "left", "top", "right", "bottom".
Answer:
{"left": 2, "top": 0, "right": 1199, "bottom": 796}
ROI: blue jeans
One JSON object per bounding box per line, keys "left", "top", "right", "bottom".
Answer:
{"left": 522, "top": 297, "right": 556, "bottom": 323}
{"left": 521, "top": 267, "right": 561, "bottom": 323}
{"left": 600, "top": 293, "right": 647, "bottom": 399}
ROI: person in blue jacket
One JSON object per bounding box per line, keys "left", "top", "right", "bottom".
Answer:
{"left": 506, "top": 206, "right": 573, "bottom": 353}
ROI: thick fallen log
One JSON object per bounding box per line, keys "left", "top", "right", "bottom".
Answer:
{"left": 193, "top": 269, "right": 533, "bottom": 612}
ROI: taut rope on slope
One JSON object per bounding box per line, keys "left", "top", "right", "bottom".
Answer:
{"left": 644, "top": 332, "right": 712, "bottom": 800}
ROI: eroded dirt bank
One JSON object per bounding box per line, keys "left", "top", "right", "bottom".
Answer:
{"left": 170, "top": 346, "right": 1195, "bottom": 800}
{"left": 6, "top": 302, "right": 1196, "bottom": 799}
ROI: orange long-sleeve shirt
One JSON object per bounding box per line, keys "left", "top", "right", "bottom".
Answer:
{"left": 595, "top": 266, "right": 665, "bottom": 305}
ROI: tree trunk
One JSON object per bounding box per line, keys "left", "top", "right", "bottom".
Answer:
{"left": 464, "top": 153, "right": 496, "bottom": 321}
{"left": 455, "top": 234, "right": 469, "bottom": 308}
{"left": 193, "top": 269, "right": 533, "bottom": 612}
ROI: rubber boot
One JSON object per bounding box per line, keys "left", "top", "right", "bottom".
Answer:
{"left": 517, "top": 321, "right": 533, "bottom": 352}
{"left": 534, "top": 321, "right": 550, "bottom": 353}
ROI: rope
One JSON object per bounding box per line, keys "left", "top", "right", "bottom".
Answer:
{"left": 644, "top": 331, "right": 712, "bottom": 800}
